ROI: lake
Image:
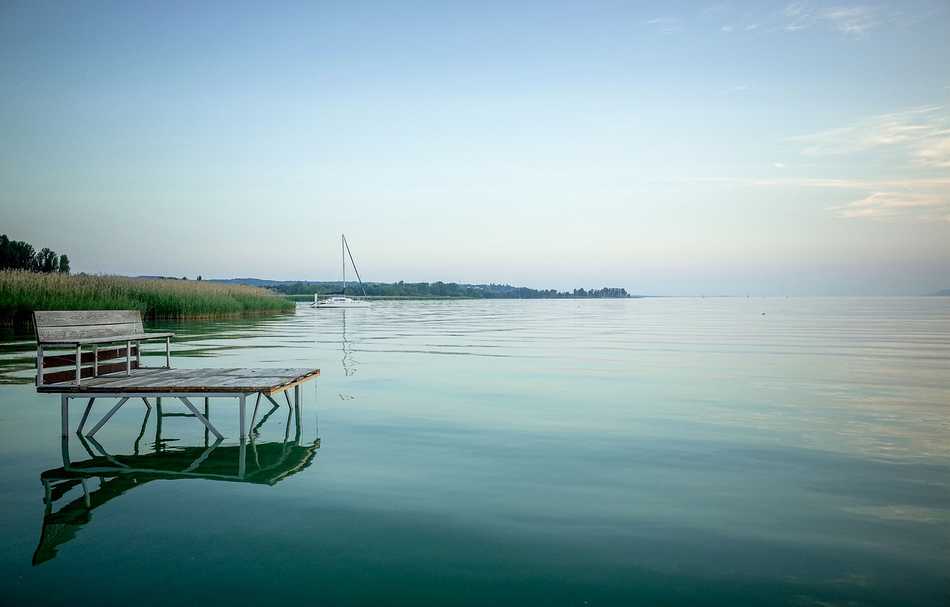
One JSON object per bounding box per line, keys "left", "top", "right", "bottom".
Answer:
{"left": 1, "top": 298, "right": 948, "bottom": 606}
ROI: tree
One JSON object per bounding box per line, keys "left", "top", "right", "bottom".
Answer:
{"left": 36, "top": 248, "right": 59, "bottom": 273}
{"left": 0, "top": 234, "right": 9, "bottom": 268}
{"left": 8, "top": 240, "right": 35, "bottom": 270}
{"left": 58, "top": 254, "right": 70, "bottom": 274}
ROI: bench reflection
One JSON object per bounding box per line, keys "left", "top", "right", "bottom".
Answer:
{"left": 34, "top": 402, "right": 319, "bottom": 566}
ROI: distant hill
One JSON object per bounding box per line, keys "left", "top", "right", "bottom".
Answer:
{"left": 931, "top": 289, "right": 950, "bottom": 296}
{"left": 209, "top": 278, "right": 639, "bottom": 299}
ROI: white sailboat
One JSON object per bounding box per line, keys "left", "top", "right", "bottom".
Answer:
{"left": 312, "top": 234, "right": 370, "bottom": 309}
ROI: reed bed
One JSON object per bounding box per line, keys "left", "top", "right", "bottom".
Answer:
{"left": 0, "top": 271, "right": 294, "bottom": 325}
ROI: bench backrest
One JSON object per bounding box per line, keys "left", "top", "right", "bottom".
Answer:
{"left": 34, "top": 310, "right": 144, "bottom": 344}
{"left": 34, "top": 310, "right": 145, "bottom": 385}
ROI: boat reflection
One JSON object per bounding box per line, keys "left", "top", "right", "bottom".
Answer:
{"left": 34, "top": 403, "right": 320, "bottom": 566}
{"left": 341, "top": 309, "right": 357, "bottom": 376}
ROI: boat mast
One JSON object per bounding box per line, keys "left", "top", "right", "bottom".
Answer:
{"left": 342, "top": 234, "right": 346, "bottom": 295}
{"left": 342, "top": 234, "right": 367, "bottom": 297}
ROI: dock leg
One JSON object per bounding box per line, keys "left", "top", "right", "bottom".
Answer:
{"left": 239, "top": 394, "right": 247, "bottom": 438}
{"left": 239, "top": 435, "right": 246, "bottom": 478}
{"left": 177, "top": 397, "right": 223, "bottom": 440}
{"left": 294, "top": 386, "right": 301, "bottom": 441}
{"left": 204, "top": 397, "right": 210, "bottom": 447}
{"left": 155, "top": 397, "right": 163, "bottom": 449}
{"left": 60, "top": 435, "right": 72, "bottom": 467}
{"left": 61, "top": 395, "right": 69, "bottom": 437}
{"left": 88, "top": 397, "right": 130, "bottom": 437}
{"left": 77, "top": 397, "right": 96, "bottom": 434}
{"left": 249, "top": 393, "right": 262, "bottom": 430}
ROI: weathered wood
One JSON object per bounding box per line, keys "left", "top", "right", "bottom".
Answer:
{"left": 43, "top": 361, "right": 139, "bottom": 385}
{"left": 43, "top": 346, "right": 138, "bottom": 368}
{"left": 38, "top": 332, "right": 175, "bottom": 345}
{"left": 34, "top": 310, "right": 142, "bottom": 327}
{"left": 38, "top": 367, "right": 319, "bottom": 394}
{"left": 33, "top": 308, "right": 174, "bottom": 347}
{"left": 36, "top": 323, "right": 143, "bottom": 343}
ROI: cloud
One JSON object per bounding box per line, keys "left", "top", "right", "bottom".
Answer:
{"left": 781, "top": 2, "right": 882, "bottom": 36}
{"left": 789, "top": 105, "right": 949, "bottom": 162}
{"left": 697, "top": 102, "right": 950, "bottom": 223}
{"left": 644, "top": 17, "right": 683, "bottom": 34}
{"left": 830, "top": 191, "right": 950, "bottom": 221}
{"left": 697, "top": 177, "right": 950, "bottom": 190}
{"left": 820, "top": 6, "right": 878, "bottom": 34}
{"left": 916, "top": 135, "right": 950, "bottom": 168}
{"left": 693, "top": 177, "right": 950, "bottom": 223}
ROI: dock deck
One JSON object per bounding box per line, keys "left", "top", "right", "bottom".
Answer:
{"left": 37, "top": 367, "right": 320, "bottom": 395}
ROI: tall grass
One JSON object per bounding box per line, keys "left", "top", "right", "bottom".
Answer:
{"left": 0, "top": 271, "right": 294, "bottom": 325}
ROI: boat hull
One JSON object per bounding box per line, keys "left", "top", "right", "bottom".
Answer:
{"left": 311, "top": 297, "right": 370, "bottom": 309}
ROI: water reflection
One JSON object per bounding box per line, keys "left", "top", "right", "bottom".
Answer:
{"left": 34, "top": 402, "right": 320, "bottom": 566}
{"left": 341, "top": 310, "right": 356, "bottom": 377}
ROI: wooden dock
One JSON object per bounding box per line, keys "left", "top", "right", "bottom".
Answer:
{"left": 36, "top": 367, "right": 320, "bottom": 395}
{"left": 33, "top": 310, "right": 320, "bottom": 439}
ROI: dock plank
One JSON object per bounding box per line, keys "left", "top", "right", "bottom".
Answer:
{"left": 37, "top": 367, "right": 320, "bottom": 394}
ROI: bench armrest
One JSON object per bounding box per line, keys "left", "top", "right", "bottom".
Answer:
{"left": 38, "top": 332, "right": 175, "bottom": 346}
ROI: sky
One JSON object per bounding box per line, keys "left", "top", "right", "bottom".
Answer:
{"left": 1, "top": 1, "right": 949, "bottom": 295}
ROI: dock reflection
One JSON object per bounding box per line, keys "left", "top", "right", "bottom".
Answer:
{"left": 34, "top": 403, "right": 320, "bottom": 565}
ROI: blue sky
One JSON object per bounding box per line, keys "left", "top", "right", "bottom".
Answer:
{"left": 1, "top": 1, "right": 949, "bottom": 294}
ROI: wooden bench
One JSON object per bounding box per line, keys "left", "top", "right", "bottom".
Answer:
{"left": 34, "top": 310, "right": 320, "bottom": 439}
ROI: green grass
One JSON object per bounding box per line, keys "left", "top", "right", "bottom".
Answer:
{"left": 0, "top": 271, "right": 295, "bottom": 326}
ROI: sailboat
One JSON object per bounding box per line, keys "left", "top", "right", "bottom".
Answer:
{"left": 312, "top": 234, "right": 370, "bottom": 308}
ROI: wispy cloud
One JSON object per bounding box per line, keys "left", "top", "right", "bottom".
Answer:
{"left": 789, "top": 105, "right": 950, "bottom": 166}
{"left": 916, "top": 135, "right": 950, "bottom": 168}
{"left": 644, "top": 17, "right": 683, "bottom": 34}
{"left": 695, "top": 176, "right": 950, "bottom": 223}
{"left": 830, "top": 191, "right": 950, "bottom": 221}
{"left": 781, "top": 2, "right": 882, "bottom": 36}
{"left": 820, "top": 6, "right": 879, "bottom": 34}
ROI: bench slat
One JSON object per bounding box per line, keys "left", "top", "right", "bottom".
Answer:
{"left": 33, "top": 310, "right": 143, "bottom": 327}
{"left": 43, "top": 361, "right": 139, "bottom": 384}
{"left": 43, "top": 346, "right": 138, "bottom": 369}
{"left": 36, "top": 322, "right": 145, "bottom": 343}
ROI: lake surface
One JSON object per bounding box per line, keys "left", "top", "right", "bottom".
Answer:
{"left": 1, "top": 298, "right": 948, "bottom": 606}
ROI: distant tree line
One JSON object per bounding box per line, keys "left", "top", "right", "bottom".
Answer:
{"left": 0, "top": 234, "right": 70, "bottom": 274}
{"left": 270, "top": 280, "right": 632, "bottom": 299}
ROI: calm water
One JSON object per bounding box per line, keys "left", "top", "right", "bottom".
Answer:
{"left": 1, "top": 298, "right": 948, "bottom": 606}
